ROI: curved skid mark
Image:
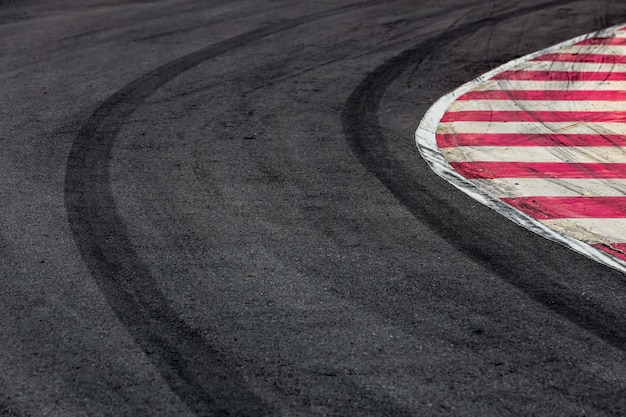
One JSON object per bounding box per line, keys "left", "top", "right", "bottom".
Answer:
{"left": 64, "top": 1, "right": 391, "bottom": 415}
{"left": 343, "top": 0, "right": 626, "bottom": 352}
{"left": 65, "top": 27, "right": 278, "bottom": 417}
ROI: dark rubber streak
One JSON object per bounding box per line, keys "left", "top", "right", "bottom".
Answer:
{"left": 64, "top": 2, "right": 389, "bottom": 416}
{"left": 343, "top": 0, "right": 626, "bottom": 352}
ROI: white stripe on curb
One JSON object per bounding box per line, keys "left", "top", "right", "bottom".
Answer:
{"left": 448, "top": 100, "right": 626, "bottom": 112}
{"left": 442, "top": 146, "right": 626, "bottom": 163}
{"left": 472, "top": 178, "right": 626, "bottom": 198}
{"left": 543, "top": 218, "right": 626, "bottom": 244}
{"left": 438, "top": 121, "right": 626, "bottom": 135}
{"left": 508, "top": 61, "right": 626, "bottom": 72}
{"left": 551, "top": 45, "right": 626, "bottom": 55}
{"left": 474, "top": 81, "right": 626, "bottom": 91}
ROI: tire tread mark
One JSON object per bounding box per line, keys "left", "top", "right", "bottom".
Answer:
{"left": 64, "top": 2, "right": 391, "bottom": 416}
{"left": 342, "top": 0, "right": 626, "bottom": 352}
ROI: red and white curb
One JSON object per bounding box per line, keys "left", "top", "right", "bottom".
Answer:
{"left": 416, "top": 23, "right": 626, "bottom": 273}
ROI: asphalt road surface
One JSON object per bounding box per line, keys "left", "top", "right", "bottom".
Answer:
{"left": 3, "top": 1, "right": 626, "bottom": 416}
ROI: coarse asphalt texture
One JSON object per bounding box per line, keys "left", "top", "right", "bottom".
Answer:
{"left": 3, "top": 0, "right": 626, "bottom": 416}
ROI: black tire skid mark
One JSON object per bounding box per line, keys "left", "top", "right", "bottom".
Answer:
{"left": 342, "top": 0, "right": 626, "bottom": 353}
{"left": 64, "top": 1, "right": 396, "bottom": 416}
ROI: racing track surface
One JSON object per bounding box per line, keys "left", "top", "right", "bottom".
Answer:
{"left": 3, "top": 0, "right": 626, "bottom": 415}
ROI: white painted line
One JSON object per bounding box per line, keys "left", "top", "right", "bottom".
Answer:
{"left": 442, "top": 146, "right": 626, "bottom": 163}
{"left": 555, "top": 45, "right": 626, "bottom": 55}
{"left": 448, "top": 100, "right": 626, "bottom": 112}
{"left": 437, "top": 121, "right": 626, "bottom": 135}
{"left": 542, "top": 218, "right": 626, "bottom": 244}
{"left": 474, "top": 80, "right": 626, "bottom": 91}
{"left": 510, "top": 61, "right": 626, "bottom": 72}
{"left": 472, "top": 178, "right": 626, "bottom": 198}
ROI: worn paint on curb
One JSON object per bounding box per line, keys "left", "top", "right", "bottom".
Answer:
{"left": 416, "top": 23, "right": 626, "bottom": 274}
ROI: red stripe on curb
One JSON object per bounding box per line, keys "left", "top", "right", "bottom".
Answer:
{"left": 608, "top": 242, "right": 626, "bottom": 252}
{"left": 450, "top": 162, "right": 626, "bottom": 179}
{"left": 534, "top": 54, "right": 626, "bottom": 64}
{"left": 492, "top": 71, "right": 626, "bottom": 81}
{"left": 576, "top": 37, "right": 626, "bottom": 45}
{"left": 440, "top": 110, "right": 626, "bottom": 122}
{"left": 436, "top": 133, "right": 626, "bottom": 147}
{"left": 501, "top": 196, "right": 626, "bottom": 219}
{"left": 593, "top": 243, "right": 626, "bottom": 261}
{"left": 458, "top": 90, "right": 626, "bottom": 100}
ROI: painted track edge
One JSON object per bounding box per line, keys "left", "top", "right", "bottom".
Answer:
{"left": 415, "top": 22, "right": 626, "bottom": 275}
